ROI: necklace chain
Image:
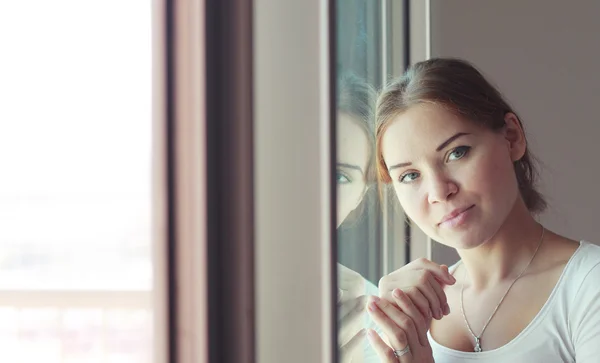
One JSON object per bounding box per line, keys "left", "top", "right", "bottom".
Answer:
{"left": 459, "top": 227, "right": 545, "bottom": 352}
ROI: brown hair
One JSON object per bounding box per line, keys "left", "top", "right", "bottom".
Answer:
{"left": 376, "top": 58, "right": 546, "bottom": 213}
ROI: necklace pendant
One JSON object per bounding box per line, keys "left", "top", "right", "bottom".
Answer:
{"left": 474, "top": 337, "right": 482, "bottom": 352}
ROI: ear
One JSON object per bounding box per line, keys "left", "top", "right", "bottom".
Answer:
{"left": 503, "top": 112, "right": 527, "bottom": 162}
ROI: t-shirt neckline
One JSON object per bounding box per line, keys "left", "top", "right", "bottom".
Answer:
{"left": 427, "top": 240, "right": 586, "bottom": 358}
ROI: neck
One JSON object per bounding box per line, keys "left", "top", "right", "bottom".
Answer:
{"left": 456, "top": 198, "right": 543, "bottom": 291}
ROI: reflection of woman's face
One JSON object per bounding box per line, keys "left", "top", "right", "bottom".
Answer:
{"left": 337, "top": 113, "right": 370, "bottom": 228}
{"left": 381, "top": 103, "right": 519, "bottom": 249}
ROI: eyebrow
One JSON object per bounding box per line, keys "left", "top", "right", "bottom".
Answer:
{"left": 387, "top": 132, "right": 471, "bottom": 171}
{"left": 435, "top": 132, "right": 470, "bottom": 152}
{"left": 337, "top": 162, "right": 364, "bottom": 174}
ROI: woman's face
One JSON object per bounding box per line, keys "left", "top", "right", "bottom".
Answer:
{"left": 381, "top": 103, "right": 522, "bottom": 249}
{"left": 337, "top": 113, "right": 370, "bottom": 228}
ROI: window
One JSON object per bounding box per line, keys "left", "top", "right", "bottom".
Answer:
{"left": 335, "top": 1, "right": 431, "bottom": 361}
{"left": 0, "top": 1, "right": 153, "bottom": 362}
{"left": 335, "top": 0, "right": 409, "bottom": 298}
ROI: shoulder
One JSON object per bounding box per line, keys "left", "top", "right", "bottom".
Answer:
{"left": 541, "top": 238, "right": 600, "bottom": 287}
{"left": 563, "top": 241, "right": 600, "bottom": 314}
{"left": 566, "top": 241, "right": 600, "bottom": 286}
{"left": 563, "top": 242, "right": 600, "bottom": 353}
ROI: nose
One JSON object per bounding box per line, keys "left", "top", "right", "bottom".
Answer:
{"left": 427, "top": 173, "right": 458, "bottom": 204}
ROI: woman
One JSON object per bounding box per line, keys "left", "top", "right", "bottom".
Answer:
{"left": 335, "top": 72, "right": 381, "bottom": 362}
{"left": 366, "top": 58, "right": 600, "bottom": 362}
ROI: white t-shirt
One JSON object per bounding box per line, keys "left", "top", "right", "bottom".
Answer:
{"left": 428, "top": 240, "right": 600, "bottom": 363}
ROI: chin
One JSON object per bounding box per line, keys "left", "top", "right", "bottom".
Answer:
{"left": 452, "top": 238, "right": 486, "bottom": 251}
{"left": 433, "top": 227, "right": 491, "bottom": 251}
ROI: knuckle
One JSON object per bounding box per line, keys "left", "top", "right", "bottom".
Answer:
{"left": 385, "top": 348, "right": 397, "bottom": 361}
{"left": 393, "top": 327, "right": 408, "bottom": 343}
{"left": 415, "top": 257, "right": 429, "bottom": 265}
{"left": 399, "top": 315, "right": 414, "bottom": 329}
{"left": 414, "top": 314, "right": 426, "bottom": 327}
{"left": 394, "top": 289, "right": 407, "bottom": 302}
{"left": 377, "top": 298, "right": 390, "bottom": 308}
{"left": 433, "top": 280, "right": 446, "bottom": 292}
{"left": 415, "top": 301, "right": 429, "bottom": 314}
{"left": 439, "top": 293, "right": 448, "bottom": 305}
{"left": 406, "top": 286, "right": 419, "bottom": 295}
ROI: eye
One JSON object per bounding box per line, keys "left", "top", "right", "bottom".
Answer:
{"left": 447, "top": 145, "right": 471, "bottom": 161}
{"left": 399, "top": 171, "right": 420, "bottom": 184}
{"left": 336, "top": 171, "right": 352, "bottom": 184}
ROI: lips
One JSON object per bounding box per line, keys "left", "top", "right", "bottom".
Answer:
{"left": 439, "top": 205, "right": 475, "bottom": 226}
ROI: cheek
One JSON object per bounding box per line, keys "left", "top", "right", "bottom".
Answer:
{"left": 393, "top": 184, "right": 428, "bottom": 224}
{"left": 337, "top": 184, "right": 365, "bottom": 225}
{"left": 471, "top": 151, "right": 519, "bottom": 207}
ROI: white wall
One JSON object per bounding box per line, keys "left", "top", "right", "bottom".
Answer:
{"left": 429, "top": 0, "right": 600, "bottom": 265}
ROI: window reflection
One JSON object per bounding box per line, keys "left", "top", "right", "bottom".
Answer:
{"left": 336, "top": 74, "right": 375, "bottom": 229}
{"left": 335, "top": 1, "right": 409, "bottom": 361}
{"left": 336, "top": 72, "right": 381, "bottom": 362}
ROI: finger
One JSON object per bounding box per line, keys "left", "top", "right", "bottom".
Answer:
{"left": 338, "top": 264, "right": 366, "bottom": 296}
{"left": 367, "top": 297, "right": 418, "bottom": 355}
{"left": 410, "top": 258, "right": 456, "bottom": 285}
{"left": 441, "top": 264, "right": 449, "bottom": 275}
{"left": 415, "top": 276, "right": 443, "bottom": 320}
{"left": 366, "top": 329, "right": 394, "bottom": 363}
{"left": 338, "top": 297, "right": 367, "bottom": 344}
{"left": 366, "top": 329, "right": 409, "bottom": 363}
{"left": 427, "top": 274, "right": 450, "bottom": 316}
{"left": 403, "top": 287, "right": 432, "bottom": 322}
{"left": 339, "top": 295, "right": 367, "bottom": 321}
{"left": 340, "top": 328, "right": 366, "bottom": 360}
{"left": 338, "top": 316, "right": 362, "bottom": 348}
{"left": 393, "top": 289, "right": 429, "bottom": 347}
{"left": 370, "top": 296, "right": 421, "bottom": 352}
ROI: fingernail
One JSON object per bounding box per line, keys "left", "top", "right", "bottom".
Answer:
{"left": 428, "top": 310, "right": 432, "bottom": 319}
{"left": 393, "top": 289, "right": 402, "bottom": 299}
{"left": 438, "top": 308, "right": 443, "bottom": 319}
{"left": 443, "top": 303, "right": 450, "bottom": 315}
{"left": 368, "top": 302, "right": 378, "bottom": 312}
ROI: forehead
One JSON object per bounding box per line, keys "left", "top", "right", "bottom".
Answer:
{"left": 337, "top": 113, "right": 370, "bottom": 164}
{"left": 381, "top": 103, "right": 482, "bottom": 161}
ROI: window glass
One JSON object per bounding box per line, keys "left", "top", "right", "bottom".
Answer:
{"left": 0, "top": 1, "right": 152, "bottom": 361}
{"left": 335, "top": 1, "right": 408, "bottom": 361}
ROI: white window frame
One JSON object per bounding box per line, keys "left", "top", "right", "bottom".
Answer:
{"left": 254, "top": 0, "right": 335, "bottom": 362}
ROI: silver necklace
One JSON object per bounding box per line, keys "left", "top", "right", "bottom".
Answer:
{"left": 459, "top": 227, "right": 545, "bottom": 352}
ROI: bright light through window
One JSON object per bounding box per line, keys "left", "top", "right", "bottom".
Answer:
{"left": 0, "top": 1, "right": 153, "bottom": 361}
